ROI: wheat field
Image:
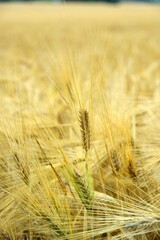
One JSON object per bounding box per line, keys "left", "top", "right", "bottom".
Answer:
{"left": 0, "top": 3, "right": 160, "bottom": 240}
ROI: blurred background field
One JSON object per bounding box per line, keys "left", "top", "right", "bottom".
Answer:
{"left": 0, "top": 3, "right": 159, "bottom": 119}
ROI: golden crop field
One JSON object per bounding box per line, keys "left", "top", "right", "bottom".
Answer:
{"left": 0, "top": 3, "right": 160, "bottom": 240}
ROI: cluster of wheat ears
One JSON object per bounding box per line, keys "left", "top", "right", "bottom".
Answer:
{"left": 0, "top": 3, "right": 160, "bottom": 240}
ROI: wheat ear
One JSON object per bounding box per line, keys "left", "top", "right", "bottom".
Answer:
{"left": 79, "top": 109, "right": 90, "bottom": 153}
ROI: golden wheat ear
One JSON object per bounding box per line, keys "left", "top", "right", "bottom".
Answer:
{"left": 79, "top": 109, "right": 91, "bottom": 154}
